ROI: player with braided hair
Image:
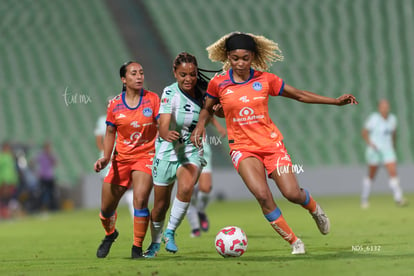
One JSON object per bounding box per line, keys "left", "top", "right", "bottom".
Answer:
{"left": 144, "top": 52, "right": 220, "bottom": 257}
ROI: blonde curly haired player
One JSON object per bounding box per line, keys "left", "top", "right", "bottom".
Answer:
{"left": 206, "top": 31, "right": 283, "bottom": 71}
{"left": 192, "top": 32, "right": 358, "bottom": 255}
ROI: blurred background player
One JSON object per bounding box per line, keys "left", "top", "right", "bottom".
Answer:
{"left": 192, "top": 32, "right": 358, "bottom": 255}
{"left": 145, "top": 52, "right": 218, "bottom": 257}
{"left": 94, "top": 61, "right": 160, "bottom": 259}
{"left": 0, "top": 141, "right": 19, "bottom": 219}
{"left": 94, "top": 98, "right": 134, "bottom": 218}
{"left": 186, "top": 116, "right": 226, "bottom": 237}
{"left": 361, "top": 99, "right": 407, "bottom": 208}
{"left": 35, "top": 141, "right": 58, "bottom": 212}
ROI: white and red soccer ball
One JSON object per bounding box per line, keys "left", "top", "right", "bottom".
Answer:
{"left": 215, "top": 226, "right": 248, "bottom": 257}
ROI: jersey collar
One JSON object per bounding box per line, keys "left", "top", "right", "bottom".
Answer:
{"left": 229, "top": 68, "right": 254, "bottom": 84}
{"left": 122, "top": 89, "right": 144, "bottom": 110}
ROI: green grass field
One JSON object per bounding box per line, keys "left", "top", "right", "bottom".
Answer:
{"left": 0, "top": 194, "right": 413, "bottom": 276}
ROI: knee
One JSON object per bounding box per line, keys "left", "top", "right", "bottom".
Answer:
{"left": 152, "top": 201, "right": 169, "bottom": 219}
{"left": 254, "top": 189, "right": 274, "bottom": 207}
{"left": 281, "top": 188, "right": 303, "bottom": 204}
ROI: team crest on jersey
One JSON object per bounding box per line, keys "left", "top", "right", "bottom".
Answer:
{"left": 252, "top": 82, "right": 262, "bottom": 91}
{"left": 143, "top": 107, "right": 153, "bottom": 117}
{"left": 161, "top": 98, "right": 169, "bottom": 105}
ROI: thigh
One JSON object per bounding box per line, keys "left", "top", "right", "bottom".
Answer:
{"left": 100, "top": 182, "right": 127, "bottom": 213}
{"left": 238, "top": 157, "right": 276, "bottom": 213}
{"left": 176, "top": 163, "right": 201, "bottom": 201}
{"left": 131, "top": 170, "right": 153, "bottom": 208}
{"left": 270, "top": 168, "right": 304, "bottom": 203}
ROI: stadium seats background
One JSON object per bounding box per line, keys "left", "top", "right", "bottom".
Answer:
{"left": 1, "top": 0, "right": 413, "bottom": 186}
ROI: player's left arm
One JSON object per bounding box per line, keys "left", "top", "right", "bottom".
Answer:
{"left": 281, "top": 84, "right": 358, "bottom": 105}
{"left": 392, "top": 130, "right": 397, "bottom": 149}
{"left": 211, "top": 116, "right": 226, "bottom": 137}
{"left": 159, "top": 113, "right": 180, "bottom": 142}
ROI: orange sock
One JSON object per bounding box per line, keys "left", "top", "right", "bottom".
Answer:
{"left": 133, "top": 208, "right": 150, "bottom": 247}
{"left": 270, "top": 215, "right": 297, "bottom": 244}
{"left": 100, "top": 211, "right": 117, "bottom": 236}
{"left": 301, "top": 189, "right": 317, "bottom": 213}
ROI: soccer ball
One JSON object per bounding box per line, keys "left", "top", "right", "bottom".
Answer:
{"left": 215, "top": 226, "right": 248, "bottom": 257}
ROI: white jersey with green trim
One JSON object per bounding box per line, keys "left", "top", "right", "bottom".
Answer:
{"left": 364, "top": 112, "right": 397, "bottom": 150}
{"left": 155, "top": 82, "right": 203, "bottom": 161}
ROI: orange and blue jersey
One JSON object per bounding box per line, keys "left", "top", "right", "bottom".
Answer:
{"left": 207, "top": 69, "right": 284, "bottom": 152}
{"left": 106, "top": 89, "right": 160, "bottom": 162}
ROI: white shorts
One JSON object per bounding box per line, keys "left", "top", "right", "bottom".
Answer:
{"left": 365, "top": 146, "right": 396, "bottom": 165}
{"left": 152, "top": 156, "right": 205, "bottom": 186}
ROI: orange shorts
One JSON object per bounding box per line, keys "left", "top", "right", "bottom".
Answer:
{"left": 230, "top": 141, "right": 292, "bottom": 177}
{"left": 104, "top": 158, "right": 153, "bottom": 188}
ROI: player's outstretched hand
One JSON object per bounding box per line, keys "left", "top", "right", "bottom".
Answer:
{"left": 163, "top": 130, "right": 180, "bottom": 142}
{"left": 191, "top": 125, "right": 206, "bottom": 148}
{"left": 213, "top": 103, "right": 225, "bottom": 118}
{"left": 94, "top": 158, "right": 109, "bottom": 172}
{"left": 336, "top": 94, "right": 358, "bottom": 106}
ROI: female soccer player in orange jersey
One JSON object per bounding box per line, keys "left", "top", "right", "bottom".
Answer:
{"left": 192, "top": 32, "right": 358, "bottom": 254}
{"left": 94, "top": 61, "right": 160, "bottom": 259}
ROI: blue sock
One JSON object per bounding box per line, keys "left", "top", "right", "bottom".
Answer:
{"left": 134, "top": 208, "right": 149, "bottom": 217}
{"left": 264, "top": 207, "right": 282, "bottom": 222}
{"left": 301, "top": 189, "right": 310, "bottom": 206}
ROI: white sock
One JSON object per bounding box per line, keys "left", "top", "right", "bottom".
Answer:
{"left": 196, "top": 191, "right": 210, "bottom": 213}
{"left": 150, "top": 220, "right": 164, "bottom": 244}
{"left": 361, "top": 177, "right": 372, "bottom": 204}
{"left": 124, "top": 189, "right": 134, "bottom": 219}
{"left": 389, "top": 177, "right": 403, "bottom": 202}
{"left": 167, "top": 197, "right": 190, "bottom": 231}
{"left": 186, "top": 204, "right": 200, "bottom": 230}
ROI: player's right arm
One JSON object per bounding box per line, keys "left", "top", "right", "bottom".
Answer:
{"left": 158, "top": 113, "right": 180, "bottom": 142}
{"left": 191, "top": 96, "right": 218, "bottom": 147}
{"left": 94, "top": 125, "right": 116, "bottom": 172}
{"left": 362, "top": 115, "right": 377, "bottom": 150}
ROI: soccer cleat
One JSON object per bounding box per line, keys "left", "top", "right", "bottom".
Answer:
{"left": 311, "top": 204, "right": 330, "bottom": 235}
{"left": 361, "top": 201, "right": 370, "bottom": 209}
{"left": 191, "top": 229, "right": 201, "bottom": 238}
{"left": 291, "top": 238, "right": 306, "bottom": 255}
{"left": 396, "top": 198, "right": 408, "bottom": 207}
{"left": 96, "top": 229, "right": 119, "bottom": 258}
{"left": 131, "top": 245, "right": 143, "bottom": 259}
{"left": 198, "top": 212, "right": 209, "bottom": 232}
{"left": 143, "top": 242, "right": 161, "bottom": 258}
{"left": 162, "top": 229, "right": 178, "bottom": 253}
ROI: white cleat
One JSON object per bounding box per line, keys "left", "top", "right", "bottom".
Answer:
{"left": 291, "top": 239, "right": 306, "bottom": 255}
{"left": 361, "top": 201, "right": 370, "bottom": 209}
{"left": 311, "top": 204, "right": 330, "bottom": 235}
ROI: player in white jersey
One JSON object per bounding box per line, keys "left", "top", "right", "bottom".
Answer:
{"left": 144, "top": 52, "right": 213, "bottom": 257}
{"left": 361, "top": 99, "right": 407, "bottom": 208}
